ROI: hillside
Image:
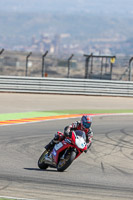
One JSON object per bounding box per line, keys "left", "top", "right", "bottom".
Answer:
{"left": 0, "top": 0, "right": 133, "bottom": 55}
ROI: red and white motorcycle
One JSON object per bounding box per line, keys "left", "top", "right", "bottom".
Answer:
{"left": 38, "top": 130, "right": 87, "bottom": 172}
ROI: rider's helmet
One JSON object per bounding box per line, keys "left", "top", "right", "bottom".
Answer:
{"left": 81, "top": 115, "right": 92, "bottom": 129}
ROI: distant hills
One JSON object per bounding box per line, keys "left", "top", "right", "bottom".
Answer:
{"left": 0, "top": 0, "right": 133, "bottom": 55}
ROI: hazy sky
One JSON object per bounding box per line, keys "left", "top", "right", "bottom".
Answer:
{"left": 0, "top": 0, "right": 133, "bottom": 15}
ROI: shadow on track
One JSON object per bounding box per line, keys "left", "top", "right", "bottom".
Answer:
{"left": 24, "top": 168, "right": 58, "bottom": 172}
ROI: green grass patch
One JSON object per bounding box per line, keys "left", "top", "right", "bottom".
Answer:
{"left": 0, "top": 109, "right": 133, "bottom": 121}
{"left": 51, "top": 109, "right": 133, "bottom": 114}
{"left": 0, "top": 199, "right": 17, "bottom": 200}
{"left": 0, "top": 111, "right": 62, "bottom": 121}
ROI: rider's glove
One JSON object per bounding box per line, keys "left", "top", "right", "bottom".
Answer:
{"left": 64, "top": 126, "right": 71, "bottom": 137}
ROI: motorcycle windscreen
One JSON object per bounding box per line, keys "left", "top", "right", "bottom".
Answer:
{"left": 75, "top": 130, "right": 86, "bottom": 140}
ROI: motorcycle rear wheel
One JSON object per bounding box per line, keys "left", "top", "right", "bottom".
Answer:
{"left": 57, "top": 150, "right": 76, "bottom": 172}
{"left": 38, "top": 150, "right": 49, "bottom": 169}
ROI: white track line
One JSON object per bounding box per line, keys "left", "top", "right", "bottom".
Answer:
{"left": 0, "top": 196, "right": 35, "bottom": 200}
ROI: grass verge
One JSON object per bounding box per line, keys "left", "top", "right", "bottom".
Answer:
{"left": 0, "top": 109, "right": 133, "bottom": 121}
{"left": 0, "top": 198, "right": 18, "bottom": 200}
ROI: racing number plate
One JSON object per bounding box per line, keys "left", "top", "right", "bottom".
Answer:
{"left": 54, "top": 142, "right": 63, "bottom": 151}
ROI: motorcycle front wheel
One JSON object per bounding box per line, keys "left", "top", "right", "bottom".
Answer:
{"left": 38, "top": 150, "right": 49, "bottom": 169}
{"left": 57, "top": 150, "right": 76, "bottom": 172}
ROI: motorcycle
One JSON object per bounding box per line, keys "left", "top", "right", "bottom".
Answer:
{"left": 38, "top": 130, "right": 87, "bottom": 172}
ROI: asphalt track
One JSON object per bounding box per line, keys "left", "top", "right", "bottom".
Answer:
{"left": 0, "top": 93, "right": 133, "bottom": 113}
{"left": 0, "top": 115, "right": 133, "bottom": 200}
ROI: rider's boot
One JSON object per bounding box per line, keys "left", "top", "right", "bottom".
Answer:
{"left": 45, "top": 134, "right": 60, "bottom": 152}
{"left": 45, "top": 140, "right": 55, "bottom": 152}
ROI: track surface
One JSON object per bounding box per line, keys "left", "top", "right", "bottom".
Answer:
{"left": 0, "top": 93, "right": 133, "bottom": 113}
{"left": 0, "top": 115, "right": 133, "bottom": 199}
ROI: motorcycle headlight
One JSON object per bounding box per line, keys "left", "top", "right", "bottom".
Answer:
{"left": 75, "top": 136, "right": 86, "bottom": 149}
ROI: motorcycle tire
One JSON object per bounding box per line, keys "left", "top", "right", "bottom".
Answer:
{"left": 57, "top": 150, "right": 76, "bottom": 172}
{"left": 38, "top": 150, "right": 49, "bottom": 169}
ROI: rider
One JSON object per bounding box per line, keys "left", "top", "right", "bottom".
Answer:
{"left": 45, "top": 114, "right": 93, "bottom": 153}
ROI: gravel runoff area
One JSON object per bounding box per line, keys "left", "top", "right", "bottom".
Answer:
{"left": 0, "top": 93, "right": 133, "bottom": 114}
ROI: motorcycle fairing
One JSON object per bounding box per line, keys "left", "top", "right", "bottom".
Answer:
{"left": 52, "top": 141, "right": 72, "bottom": 164}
